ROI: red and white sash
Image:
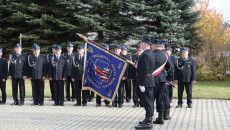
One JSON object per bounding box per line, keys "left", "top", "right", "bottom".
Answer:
{"left": 152, "top": 54, "right": 168, "bottom": 76}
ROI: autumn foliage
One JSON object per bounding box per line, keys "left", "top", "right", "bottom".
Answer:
{"left": 193, "top": 0, "right": 230, "bottom": 81}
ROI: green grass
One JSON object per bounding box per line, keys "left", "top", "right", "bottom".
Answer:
{"left": 1, "top": 80, "right": 230, "bottom": 99}
{"left": 173, "top": 81, "right": 230, "bottom": 99}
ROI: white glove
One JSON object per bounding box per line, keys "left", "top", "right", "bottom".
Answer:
{"left": 139, "top": 85, "right": 145, "bottom": 92}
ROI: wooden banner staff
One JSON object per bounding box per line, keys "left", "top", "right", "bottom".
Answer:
{"left": 76, "top": 33, "right": 135, "bottom": 66}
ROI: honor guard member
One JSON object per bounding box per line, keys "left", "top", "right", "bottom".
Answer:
{"left": 48, "top": 45, "right": 68, "bottom": 106}
{"left": 112, "top": 45, "right": 125, "bottom": 108}
{"left": 128, "top": 45, "right": 143, "bottom": 108}
{"left": 120, "top": 46, "right": 131, "bottom": 103}
{"left": 64, "top": 43, "right": 77, "bottom": 102}
{"left": 160, "top": 42, "right": 173, "bottom": 121}
{"left": 135, "top": 38, "right": 155, "bottom": 129}
{"left": 151, "top": 40, "right": 171, "bottom": 124}
{"left": 9, "top": 44, "right": 27, "bottom": 106}
{"left": 72, "top": 45, "right": 88, "bottom": 106}
{"left": 165, "top": 47, "right": 176, "bottom": 102}
{"left": 96, "top": 44, "right": 110, "bottom": 107}
{"left": 0, "top": 48, "right": 8, "bottom": 104}
{"left": 47, "top": 44, "right": 57, "bottom": 101}
{"left": 28, "top": 45, "right": 47, "bottom": 106}
{"left": 175, "top": 47, "right": 196, "bottom": 108}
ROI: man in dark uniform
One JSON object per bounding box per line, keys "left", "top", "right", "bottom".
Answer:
{"left": 9, "top": 44, "right": 27, "bottom": 106}
{"left": 64, "top": 43, "right": 76, "bottom": 102}
{"left": 135, "top": 38, "right": 155, "bottom": 129}
{"left": 112, "top": 45, "right": 126, "bottom": 108}
{"left": 120, "top": 46, "right": 131, "bottom": 103}
{"left": 47, "top": 44, "right": 57, "bottom": 101}
{"left": 9, "top": 44, "right": 28, "bottom": 105}
{"left": 175, "top": 47, "right": 196, "bottom": 108}
{"left": 128, "top": 45, "right": 143, "bottom": 108}
{"left": 96, "top": 44, "right": 110, "bottom": 107}
{"left": 0, "top": 48, "right": 8, "bottom": 104}
{"left": 165, "top": 47, "right": 176, "bottom": 102}
{"left": 72, "top": 45, "right": 88, "bottom": 106}
{"left": 160, "top": 43, "right": 173, "bottom": 121}
{"left": 151, "top": 40, "right": 171, "bottom": 124}
{"left": 48, "top": 45, "right": 68, "bottom": 106}
{"left": 28, "top": 45, "right": 47, "bottom": 106}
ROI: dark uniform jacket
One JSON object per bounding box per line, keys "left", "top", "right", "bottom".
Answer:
{"left": 167, "top": 55, "right": 176, "bottom": 81}
{"left": 71, "top": 54, "right": 84, "bottom": 81}
{"left": 128, "top": 54, "right": 140, "bottom": 80}
{"left": 47, "top": 53, "right": 55, "bottom": 75}
{"left": 153, "top": 50, "right": 172, "bottom": 83}
{"left": 28, "top": 54, "right": 47, "bottom": 79}
{"left": 9, "top": 53, "right": 27, "bottom": 78}
{"left": 162, "top": 50, "right": 173, "bottom": 82}
{"left": 63, "top": 52, "right": 77, "bottom": 77}
{"left": 48, "top": 55, "right": 68, "bottom": 80}
{"left": 0, "top": 57, "right": 8, "bottom": 80}
{"left": 175, "top": 57, "right": 196, "bottom": 82}
{"left": 137, "top": 49, "right": 155, "bottom": 87}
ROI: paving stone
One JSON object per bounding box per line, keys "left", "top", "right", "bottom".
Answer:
{"left": 0, "top": 98, "right": 229, "bottom": 130}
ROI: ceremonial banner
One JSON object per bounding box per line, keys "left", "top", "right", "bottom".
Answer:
{"left": 82, "top": 41, "right": 128, "bottom": 102}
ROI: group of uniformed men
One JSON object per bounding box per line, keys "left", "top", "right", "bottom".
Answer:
{"left": 134, "top": 38, "right": 196, "bottom": 129}
{"left": 0, "top": 38, "right": 196, "bottom": 129}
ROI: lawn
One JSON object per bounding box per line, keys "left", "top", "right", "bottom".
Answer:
{"left": 1, "top": 80, "right": 230, "bottom": 99}
{"left": 173, "top": 81, "right": 230, "bottom": 99}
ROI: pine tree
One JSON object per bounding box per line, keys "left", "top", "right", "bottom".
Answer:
{"left": 0, "top": 0, "right": 83, "bottom": 54}
{"left": 74, "top": 0, "right": 136, "bottom": 44}
{"left": 125, "top": 0, "right": 200, "bottom": 50}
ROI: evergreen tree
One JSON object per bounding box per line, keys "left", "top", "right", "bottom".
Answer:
{"left": 0, "top": 0, "right": 83, "bottom": 54}
{"left": 125, "top": 0, "right": 200, "bottom": 50}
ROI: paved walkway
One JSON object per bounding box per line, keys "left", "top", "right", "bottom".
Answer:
{"left": 0, "top": 98, "right": 230, "bottom": 130}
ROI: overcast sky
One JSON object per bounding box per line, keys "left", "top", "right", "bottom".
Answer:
{"left": 209, "top": 0, "right": 230, "bottom": 22}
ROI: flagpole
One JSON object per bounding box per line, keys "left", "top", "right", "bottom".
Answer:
{"left": 20, "top": 34, "right": 22, "bottom": 45}
{"left": 76, "top": 33, "right": 135, "bottom": 66}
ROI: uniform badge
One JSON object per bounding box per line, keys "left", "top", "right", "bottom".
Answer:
{"left": 19, "top": 60, "right": 22, "bottom": 63}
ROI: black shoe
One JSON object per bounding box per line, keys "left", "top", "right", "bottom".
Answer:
{"left": 53, "top": 104, "right": 59, "bottom": 106}
{"left": 119, "top": 104, "right": 123, "bottom": 108}
{"left": 133, "top": 104, "right": 138, "bottom": 108}
{"left": 1, "top": 102, "right": 5, "bottom": 105}
{"left": 96, "top": 104, "right": 101, "bottom": 107}
{"left": 66, "top": 98, "right": 71, "bottom": 101}
{"left": 39, "top": 103, "right": 44, "bottom": 106}
{"left": 135, "top": 117, "right": 152, "bottom": 129}
{"left": 60, "top": 103, "right": 64, "bottom": 106}
{"left": 72, "top": 98, "right": 76, "bottom": 102}
{"left": 19, "top": 102, "right": 24, "bottom": 106}
{"left": 74, "top": 103, "right": 81, "bottom": 106}
{"left": 188, "top": 105, "right": 192, "bottom": 108}
{"left": 11, "top": 101, "right": 18, "bottom": 106}
{"left": 111, "top": 103, "right": 117, "bottom": 107}
{"left": 176, "top": 104, "right": 182, "bottom": 108}
{"left": 163, "top": 111, "right": 171, "bottom": 120}
{"left": 31, "top": 103, "right": 38, "bottom": 106}
{"left": 153, "top": 112, "right": 164, "bottom": 124}
{"left": 83, "top": 103, "right": 87, "bottom": 106}
{"left": 126, "top": 99, "right": 130, "bottom": 103}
